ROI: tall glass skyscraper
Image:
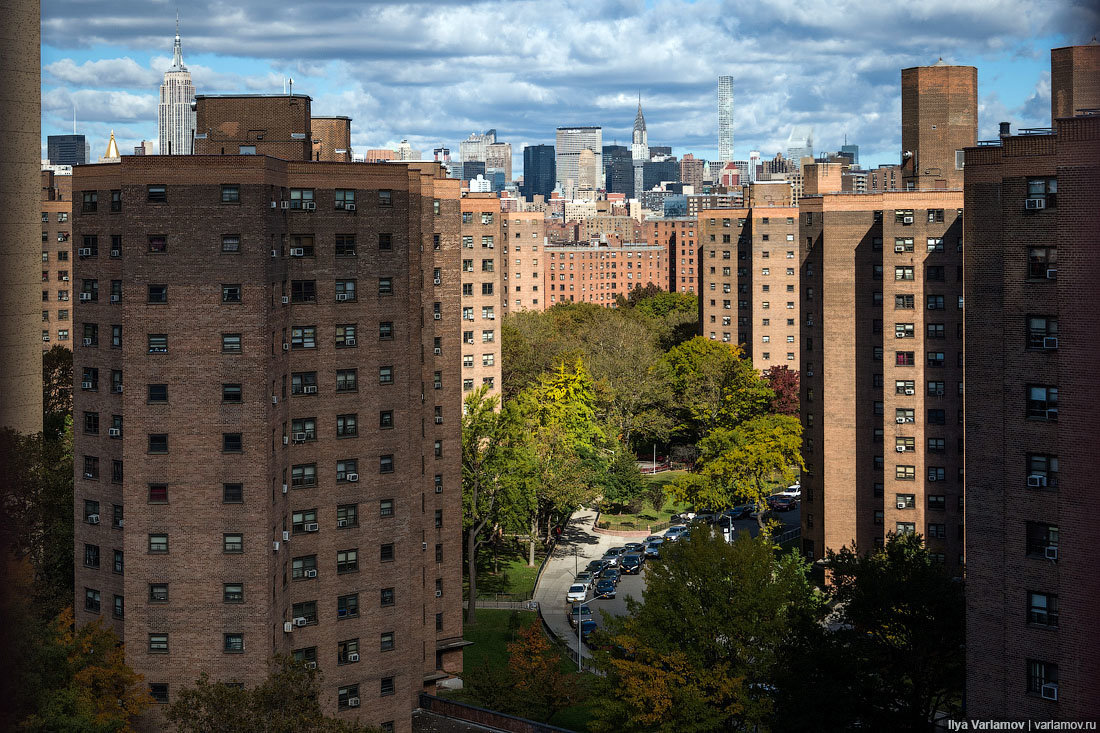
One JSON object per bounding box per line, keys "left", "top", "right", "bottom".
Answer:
{"left": 718, "top": 76, "right": 734, "bottom": 163}
{"left": 521, "top": 144, "right": 556, "bottom": 200}
{"left": 158, "top": 17, "right": 196, "bottom": 154}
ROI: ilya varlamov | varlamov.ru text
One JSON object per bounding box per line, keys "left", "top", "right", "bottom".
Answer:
{"left": 947, "top": 722, "right": 1097, "bottom": 731}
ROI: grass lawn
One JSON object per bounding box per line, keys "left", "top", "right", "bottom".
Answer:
{"left": 448, "top": 609, "right": 598, "bottom": 731}
{"left": 596, "top": 470, "right": 691, "bottom": 531}
{"left": 463, "top": 541, "right": 546, "bottom": 600}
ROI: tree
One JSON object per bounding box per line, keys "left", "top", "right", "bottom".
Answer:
{"left": 661, "top": 338, "right": 773, "bottom": 443}
{"left": 462, "top": 385, "right": 529, "bottom": 623}
{"left": 42, "top": 345, "right": 73, "bottom": 437}
{"left": 667, "top": 415, "right": 803, "bottom": 529}
{"left": 506, "top": 621, "right": 585, "bottom": 723}
{"left": 591, "top": 530, "right": 818, "bottom": 732}
{"left": 763, "top": 365, "right": 800, "bottom": 416}
{"left": 17, "top": 607, "right": 151, "bottom": 732}
{"left": 166, "top": 656, "right": 380, "bottom": 733}
{"left": 597, "top": 447, "right": 647, "bottom": 514}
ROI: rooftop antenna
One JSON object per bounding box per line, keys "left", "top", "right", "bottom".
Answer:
{"left": 289, "top": 77, "right": 293, "bottom": 96}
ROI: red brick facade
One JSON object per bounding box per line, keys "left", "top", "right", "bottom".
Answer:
{"left": 41, "top": 170, "right": 74, "bottom": 348}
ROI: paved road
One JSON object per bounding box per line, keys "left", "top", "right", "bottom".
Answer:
{"left": 533, "top": 504, "right": 801, "bottom": 661}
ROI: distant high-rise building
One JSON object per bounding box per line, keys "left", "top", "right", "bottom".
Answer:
{"left": 485, "top": 141, "right": 513, "bottom": 183}
{"left": 900, "top": 60, "right": 976, "bottom": 190}
{"left": 840, "top": 143, "right": 859, "bottom": 166}
{"left": 680, "top": 153, "right": 704, "bottom": 192}
{"left": 133, "top": 140, "right": 154, "bottom": 156}
{"left": 786, "top": 127, "right": 813, "bottom": 166}
{"left": 395, "top": 139, "right": 421, "bottom": 161}
{"left": 718, "top": 76, "right": 734, "bottom": 163}
{"left": 48, "top": 134, "right": 87, "bottom": 166}
{"left": 602, "top": 145, "right": 634, "bottom": 198}
{"left": 460, "top": 130, "right": 496, "bottom": 163}
{"left": 158, "top": 16, "right": 196, "bottom": 155}
{"left": 577, "top": 148, "right": 599, "bottom": 194}
{"left": 521, "top": 144, "right": 555, "bottom": 200}
{"left": 555, "top": 126, "right": 602, "bottom": 198}
{"left": 631, "top": 96, "right": 649, "bottom": 162}
{"left": 433, "top": 147, "right": 451, "bottom": 163}
{"left": 748, "top": 151, "right": 760, "bottom": 183}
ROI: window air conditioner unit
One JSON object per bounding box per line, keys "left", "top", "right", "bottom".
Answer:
{"left": 271, "top": 201, "right": 278, "bottom": 209}
{"left": 292, "top": 432, "right": 307, "bottom": 442}
{"left": 338, "top": 293, "right": 354, "bottom": 302}
{"left": 305, "top": 523, "right": 318, "bottom": 532}
{"left": 435, "top": 590, "right": 443, "bottom": 598}
{"left": 1043, "top": 337, "right": 1058, "bottom": 349}
{"left": 1040, "top": 683, "right": 1058, "bottom": 701}
{"left": 433, "top": 347, "right": 442, "bottom": 356}
{"left": 433, "top": 313, "right": 441, "bottom": 320}
{"left": 894, "top": 245, "right": 906, "bottom": 253}
{"left": 79, "top": 248, "right": 92, "bottom": 256}
{"left": 902, "top": 216, "right": 914, "bottom": 224}
{"left": 82, "top": 338, "right": 92, "bottom": 346}
{"left": 88, "top": 514, "right": 100, "bottom": 524}
{"left": 433, "top": 278, "right": 441, "bottom": 285}
{"left": 281, "top": 296, "right": 289, "bottom": 304}
{"left": 108, "top": 428, "right": 121, "bottom": 438}
{"left": 1044, "top": 546, "right": 1059, "bottom": 561}
{"left": 1046, "top": 268, "right": 1057, "bottom": 280}
{"left": 1025, "top": 198, "right": 1046, "bottom": 210}
{"left": 935, "top": 388, "right": 944, "bottom": 396}
{"left": 344, "top": 337, "right": 356, "bottom": 346}
{"left": 81, "top": 381, "right": 93, "bottom": 389}
{"left": 272, "top": 395, "right": 278, "bottom": 404}
{"left": 283, "top": 343, "right": 290, "bottom": 351}
{"left": 294, "top": 617, "right": 308, "bottom": 627}
{"left": 110, "top": 294, "right": 119, "bottom": 302}
{"left": 896, "top": 417, "right": 906, "bottom": 424}
{"left": 80, "top": 293, "right": 92, "bottom": 301}
{"left": 1046, "top": 408, "right": 1058, "bottom": 420}
{"left": 84, "top": 472, "right": 94, "bottom": 479}
{"left": 282, "top": 483, "right": 288, "bottom": 493}
{"left": 1027, "top": 475, "right": 1047, "bottom": 488}
{"left": 306, "top": 661, "right": 317, "bottom": 669}
{"left": 345, "top": 203, "right": 356, "bottom": 211}
{"left": 304, "top": 385, "right": 318, "bottom": 394}
{"left": 272, "top": 249, "right": 279, "bottom": 258}
{"left": 283, "top": 621, "right": 294, "bottom": 633}
{"left": 282, "top": 530, "right": 290, "bottom": 541}
{"left": 280, "top": 201, "right": 290, "bottom": 209}
{"left": 928, "top": 475, "right": 938, "bottom": 482}
{"left": 337, "top": 519, "right": 349, "bottom": 527}
{"left": 905, "top": 417, "right": 915, "bottom": 423}
{"left": 346, "top": 473, "right": 359, "bottom": 482}
{"left": 113, "top": 384, "right": 123, "bottom": 393}
{"left": 304, "top": 202, "right": 316, "bottom": 211}
{"left": 348, "top": 698, "right": 360, "bottom": 708}
{"left": 348, "top": 652, "right": 360, "bottom": 662}
{"left": 110, "top": 250, "right": 120, "bottom": 257}
{"left": 282, "top": 436, "right": 289, "bottom": 445}
{"left": 273, "top": 541, "right": 280, "bottom": 552}
{"left": 896, "top": 502, "right": 907, "bottom": 510}
{"left": 61, "top": 275, "right": 70, "bottom": 282}
{"left": 904, "top": 388, "right": 915, "bottom": 395}
{"left": 896, "top": 446, "right": 906, "bottom": 453}
{"left": 304, "top": 569, "right": 317, "bottom": 578}
{"left": 435, "top": 416, "right": 443, "bottom": 424}
{"left": 290, "top": 248, "right": 304, "bottom": 257}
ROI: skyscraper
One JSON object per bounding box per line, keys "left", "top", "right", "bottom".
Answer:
{"left": 158, "top": 16, "right": 196, "bottom": 155}
{"left": 48, "top": 134, "right": 88, "bottom": 166}
{"left": 555, "top": 126, "right": 602, "bottom": 198}
{"left": 785, "top": 127, "right": 813, "bottom": 166}
{"left": 631, "top": 96, "right": 649, "bottom": 162}
{"left": 718, "top": 76, "right": 733, "bottom": 164}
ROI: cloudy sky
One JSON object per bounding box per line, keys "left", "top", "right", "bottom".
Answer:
{"left": 41, "top": 0, "right": 1097, "bottom": 173}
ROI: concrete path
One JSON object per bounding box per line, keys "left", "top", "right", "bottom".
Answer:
{"left": 532, "top": 507, "right": 631, "bottom": 663}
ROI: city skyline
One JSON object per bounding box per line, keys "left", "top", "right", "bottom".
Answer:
{"left": 40, "top": 1, "right": 1096, "bottom": 173}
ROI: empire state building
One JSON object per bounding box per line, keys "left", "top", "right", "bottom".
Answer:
{"left": 158, "top": 18, "right": 196, "bottom": 154}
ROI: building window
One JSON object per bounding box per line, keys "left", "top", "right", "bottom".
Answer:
{"left": 1025, "top": 522, "right": 1058, "bottom": 557}
{"left": 221, "top": 333, "right": 242, "bottom": 353}
{"left": 336, "top": 369, "right": 357, "bottom": 392}
{"left": 335, "top": 459, "right": 357, "bottom": 482}
{"left": 379, "top": 366, "right": 394, "bottom": 385}
{"left": 1026, "top": 385, "right": 1058, "bottom": 421}
{"left": 224, "top": 634, "right": 244, "bottom": 653}
{"left": 1026, "top": 454, "right": 1059, "bottom": 488}
{"left": 1027, "top": 246, "right": 1057, "bottom": 279}
{"left": 223, "top": 533, "right": 244, "bottom": 553}
{"left": 338, "top": 593, "right": 359, "bottom": 618}
{"left": 1026, "top": 178, "right": 1057, "bottom": 208}
{"left": 380, "top": 677, "right": 395, "bottom": 696}
{"left": 380, "top": 543, "right": 395, "bottom": 562}
{"left": 380, "top": 587, "right": 395, "bottom": 607}
{"left": 1026, "top": 660, "right": 1058, "bottom": 696}
{"left": 221, "top": 235, "right": 240, "bottom": 253}
{"left": 147, "top": 235, "right": 167, "bottom": 253}
{"left": 221, "top": 284, "right": 242, "bottom": 303}
{"left": 335, "top": 324, "right": 357, "bottom": 348}
{"left": 83, "top": 543, "right": 100, "bottom": 568}
{"left": 336, "top": 414, "right": 357, "bottom": 437}
{"left": 338, "top": 638, "right": 360, "bottom": 664}
{"left": 379, "top": 499, "right": 394, "bottom": 517}
{"left": 224, "top": 583, "right": 244, "bottom": 603}
{"left": 291, "top": 463, "right": 317, "bottom": 488}
{"left": 1027, "top": 592, "right": 1058, "bottom": 627}
{"left": 148, "top": 634, "right": 169, "bottom": 654}
{"left": 334, "top": 189, "right": 356, "bottom": 209}
{"left": 291, "top": 555, "right": 317, "bottom": 580}
{"left": 1027, "top": 316, "right": 1059, "bottom": 349}
{"left": 222, "top": 433, "right": 243, "bottom": 452}
{"left": 335, "top": 234, "right": 356, "bottom": 257}
{"left": 291, "top": 326, "right": 316, "bottom": 349}
{"left": 148, "top": 483, "right": 168, "bottom": 503}
{"left": 896, "top": 466, "right": 915, "bottom": 481}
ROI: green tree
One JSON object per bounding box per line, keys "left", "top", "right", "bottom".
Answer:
{"left": 667, "top": 414, "right": 803, "bottom": 528}
{"left": 43, "top": 345, "right": 73, "bottom": 437}
{"left": 462, "top": 385, "right": 530, "bottom": 623}
{"left": 592, "top": 530, "right": 818, "bottom": 732}
{"left": 166, "top": 656, "right": 380, "bottom": 733}
{"left": 506, "top": 621, "right": 585, "bottom": 723}
{"left": 662, "top": 338, "right": 773, "bottom": 443}
{"left": 597, "top": 447, "right": 647, "bottom": 514}
{"left": 17, "top": 607, "right": 151, "bottom": 733}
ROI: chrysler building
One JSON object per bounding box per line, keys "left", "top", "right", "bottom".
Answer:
{"left": 631, "top": 95, "right": 649, "bottom": 161}
{"left": 158, "top": 16, "right": 196, "bottom": 154}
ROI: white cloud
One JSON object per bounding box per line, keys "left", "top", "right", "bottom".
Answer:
{"left": 44, "top": 57, "right": 159, "bottom": 87}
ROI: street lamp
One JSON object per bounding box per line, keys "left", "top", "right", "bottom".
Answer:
{"left": 573, "top": 592, "right": 610, "bottom": 672}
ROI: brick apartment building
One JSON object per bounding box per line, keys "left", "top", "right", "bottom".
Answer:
{"left": 698, "top": 207, "right": 800, "bottom": 372}
{"left": 545, "top": 240, "right": 666, "bottom": 307}
{"left": 501, "top": 211, "right": 546, "bottom": 312}
{"left": 646, "top": 216, "right": 698, "bottom": 294}
{"left": 71, "top": 94, "right": 463, "bottom": 733}
{"left": 963, "top": 43, "right": 1100, "bottom": 720}
{"left": 459, "top": 193, "right": 502, "bottom": 401}
{"left": 41, "top": 169, "right": 73, "bottom": 348}
{"left": 799, "top": 62, "right": 972, "bottom": 566}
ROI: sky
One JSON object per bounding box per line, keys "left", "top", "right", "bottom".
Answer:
{"left": 41, "top": 0, "right": 1099, "bottom": 175}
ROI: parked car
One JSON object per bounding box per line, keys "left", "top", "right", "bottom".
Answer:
{"left": 671, "top": 512, "right": 696, "bottom": 523}
{"left": 645, "top": 535, "right": 664, "bottom": 544}
{"left": 664, "top": 525, "right": 688, "bottom": 541}
{"left": 724, "top": 505, "right": 754, "bottom": 521}
{"left": 623, "top": 542, "right": 645, "bottom": 553}
{"left": 768, "top": 495, "right": 798, "bottom": 512}
{"left": 693, "top": 511, "right": 719, "bottom": 525}
{"left": 644, "top": 538, "right": 664, "bottom": 558}
{"left": 580, "top": 619, "right": 599, "bottom": 643}
{"left": 586, "top": 559, "right": 609, "bottom": 575}
{"left": 568, "top": 604, "right": 593, "bottom": 628}
{"left": 594, "top": 578, "right": 616, "bottom": 599}
{"left": 566, "top": 583, "right": 588, "bottom": 604}
{"left": 601, "top": 547, "right": 626, "bottom": 567}
{"left": 574, "top": 571, "right": 594, "bottom": 589}
{"left": 620, "top": 553, "right": 643, "bottom": 575}
{"left": 778, "top": 484, "right": 802, "bottom": 499}
{"left": 599, "top": 566, "right": 622, "bottom": 585}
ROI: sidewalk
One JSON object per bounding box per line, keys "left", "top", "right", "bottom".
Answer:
{"left": 532, "top": 507, "right": 623, "bottom": 662}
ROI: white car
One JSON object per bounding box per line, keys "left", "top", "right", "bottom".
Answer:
{"left": 779, "top": 483, "right": 802, "bottom": 499}
{"left": 664, "top": 525, "right": 689, "bottom": 541}
{"left": 566, "top": 584, "right": 588, "bottom": 604}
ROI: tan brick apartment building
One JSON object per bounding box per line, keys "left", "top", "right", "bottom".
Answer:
{"left": 799, "top": 61, "right": 972, "bottom": 566}
{"left": 41, "top": 170, "right": 73, "bottom": 348}
{"left": 501, "top": 211, "right": 546, "bottom": 312}
{"left": 699, "top": 207, "right": 800, "bottom": 372}
{"left": 646, "top": 216, "right": 698, "bottom": 294}
{"left": 545, "top": 241, "right": 666, "bottom": 307}
{"left": 71, "top": 95, "right": 462, "bottom": 733}
{"left": 460, "top": 193, "right": 502, "bottom": 401}
{"left": 963, "top": 44, "right": 1100, "bottom": 720}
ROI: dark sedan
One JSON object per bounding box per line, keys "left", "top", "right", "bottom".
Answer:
{"left": 599, "top": 566, "right": 622, "bottom": 585}
{"left": 620, "top": 553, "right": 643, "bottom": 575}
{"left": 568, "top": 604, "right": 593, "bottom": 628}
{"left": 768, "top": 496, "right": 798, "bottom": 512}
{"left": 586, "top": 559, "right": 609, "bottom": 574}
{"left": 594, "top": 578, "right": 617, "bottom": 598}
